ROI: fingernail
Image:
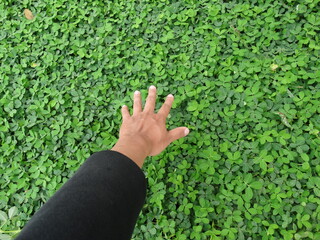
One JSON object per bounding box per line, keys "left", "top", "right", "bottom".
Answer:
{"left": 184, "top": 128, "right": 189, "bottom": 136}
{"left": 150, "top": 85, "right": 156, "bottom": 90}
{"left": 168, "top": 94, "right": 174, "bottom": 98}
{"left": 134, "top": 90, "right": 140, "bottom": 95}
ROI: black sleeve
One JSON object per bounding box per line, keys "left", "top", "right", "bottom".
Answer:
{"left": 15, "top": 150, "right": 147, "bottom": 240}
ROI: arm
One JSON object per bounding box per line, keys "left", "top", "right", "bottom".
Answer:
{"left": 15, "top": 85, "right": 189, "bottom": 240}
{"left": 15, "top": 150, "right": 147, "bottom": 240}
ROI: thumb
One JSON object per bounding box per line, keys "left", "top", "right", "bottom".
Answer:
{"left": 168, "top": 127, "right": 189, "bottom": 143}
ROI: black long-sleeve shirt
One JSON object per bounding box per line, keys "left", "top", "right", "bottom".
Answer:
{"left": 15, "top": 150, "right": 147, "bottom": 240}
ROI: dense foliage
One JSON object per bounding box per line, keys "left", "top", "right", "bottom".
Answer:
{"left": 0, "top": 0, "right": 319, "bottom": 239}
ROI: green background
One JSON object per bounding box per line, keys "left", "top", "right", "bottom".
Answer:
{"left": 0, "top": 0, "right": 319, "bottom": 239}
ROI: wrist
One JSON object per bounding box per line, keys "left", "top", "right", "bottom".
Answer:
{"left": 111, "top": 137, "right": 150, "bottom": 168}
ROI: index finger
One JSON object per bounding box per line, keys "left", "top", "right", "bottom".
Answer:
{"left": 157, "top": 94, "right": 174, "bottom": 120}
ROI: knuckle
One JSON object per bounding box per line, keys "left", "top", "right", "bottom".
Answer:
{"left": 164, "top": 102, "right": 171, "bottom": 109}
{"left": 155, "top": 114, "right": 162, "bottom": 120}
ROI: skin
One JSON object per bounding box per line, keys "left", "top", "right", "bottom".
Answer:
{"left": 111, "top": 85, "right": 189, "bottom": 168}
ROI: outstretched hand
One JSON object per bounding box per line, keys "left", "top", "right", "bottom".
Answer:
{"left": 118, "top": 85, "right": 189, "bottom": 157}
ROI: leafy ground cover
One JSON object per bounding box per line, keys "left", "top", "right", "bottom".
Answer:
{"left": 0, "top": 0, "right": 320, "bottom": 239}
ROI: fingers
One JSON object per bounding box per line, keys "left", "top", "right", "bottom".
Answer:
{"left": 158, "top": 94, "right": 174, "bottom": 120}
{"left": 130, "top": 86, "right": 173, "bottom": 120}
{"left": 168, "top": 127, "right": 187, "bottom": 143}
{"left": 133, "top": 90, "right": 142, "bottom": 116}
{"left": 121, "top": 105, "right": 130, "bottom": 120}
{"left": 143, "top": 85, "right": 157, "bottom": 113}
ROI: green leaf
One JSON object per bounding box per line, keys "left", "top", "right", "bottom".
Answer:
{"left": 0, "top": 211, "right": 8, "bottom": 222}
{"left": 301, "top": 153, "right": 309, "bottom": 161}
{"left": 221, "top": 229, "right": 229, "bottom": 236}
{"left": 264, "top": 155, "right": 274, "bottom": 162}
{"left": 0, "top": 234, "right": 11, "bottom": 240}
{"left": 8, "top": 206, "right": 18, "bottom": 219}
{"left": 187, "top": 100, "right": 198, "bottom": 112}
{"left": 302, "top": 221, "right": 312, "bottom": 229}
{"left": 301, "top": 214, "right": 310, "bottom": 221}
{"left": 244, "top": 173, "right": 253, "bottom": 183}
{"left": 251, "top": 81, "right": 260, "bottom": 94}
{"left": 77, "top": 48, "right": 86, "bottom": 58}
{"left": 302, "top": 162, "right": 310, "bottom": 170}
{"left": 149, "top": 228, "right": 156, "bottom": 235}
{"left": 220, "top": 142, "right": 230, "bottom": 152}
{"left": 105, "top": 23, "right": 113, "bottom": 31}
{"left": 244, "top": 188, "right": 253, "bottom": 202}
{"left": 260, "top": 161, "right": 267, "bottom": 171}
{"left": 250, "top": 181, "right": 263, "bottom": 190}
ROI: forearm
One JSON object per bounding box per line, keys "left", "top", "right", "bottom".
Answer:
{"left": 15, "top": 150, "right": 147, "bottom": 240}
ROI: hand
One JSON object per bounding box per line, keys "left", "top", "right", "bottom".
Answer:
{"left": 116, "top": 85, "right": 189, "bottom": 157}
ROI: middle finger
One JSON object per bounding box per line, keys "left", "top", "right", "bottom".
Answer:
{"left": 133, "top": 90, "right": 142, "bottom": 116}
{"left": 143, "top": 85, "right": 157, "bottom": 113}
